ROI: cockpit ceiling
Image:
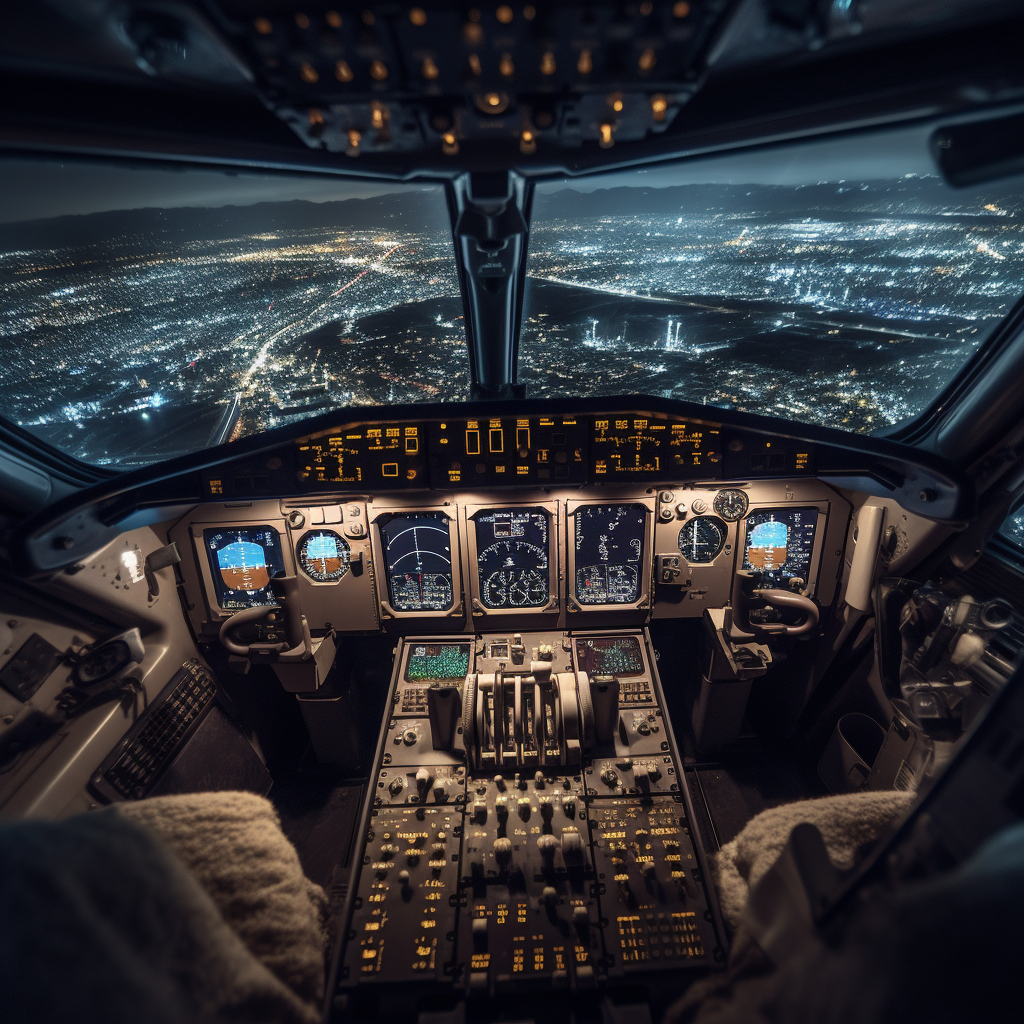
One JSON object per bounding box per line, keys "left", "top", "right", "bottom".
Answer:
{"left": 3, "top": 2, "right": 1024, "bottom": 175}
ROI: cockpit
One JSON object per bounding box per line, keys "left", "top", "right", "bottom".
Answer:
{"left": 2, "top": 3, "right": 1024, "bottom": 1023}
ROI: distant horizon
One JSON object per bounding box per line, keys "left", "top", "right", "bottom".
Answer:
{"left": 0, "top": 173, "right": 967, "bottom": 228}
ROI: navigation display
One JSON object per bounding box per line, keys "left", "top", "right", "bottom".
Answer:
{"left": 742, "top": 508, "right": 819, "bottom": 588}
{"left": 296, "top": 422, "right": 425, "bottom": 489}
{"left": 406, "top": 643, "right": 471, "bottom": 683}
{"left": 591, "top": 417, "right": 721, "bottom": 478}
{"left": 379, "top": 512, "right": 455, "bottom": 612}
{"left": 204, "top": 526, "right": 286, "bottom": 610}
{"left": 574, "top": 504, "right": 647, "bottom": 605}
{"left": 473, "top": 507, "right": 551, "bottom": 609}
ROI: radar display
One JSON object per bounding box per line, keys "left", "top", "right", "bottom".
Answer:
{"left": 574, "top": 504, "right": 647, "bottom": 605}
{"left": 204, "top": 526, "right": 285, "bottom": 610}
{"left": 474, "top": 507, "right": 551, "bottom": 609}
{"left": 379, "top": 512, "right": 455, "bottom": 612}
{"left": 406, "top": 643, "right": 471, "bottom": 683}
{"left": 742, "top": 507, "right": 819, "bottom": 588}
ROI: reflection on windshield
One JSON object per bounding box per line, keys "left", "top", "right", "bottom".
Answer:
{"left": 0, "top": 165, "right": 463, "bottom": 467}
{"left": 522, "top": 173, "right": 1023, "bottom": 432}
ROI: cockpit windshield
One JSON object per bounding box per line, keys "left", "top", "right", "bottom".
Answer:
{"left": 521, "top": 124, "right": 1024, "bottom": 432}
{"left": 0, "top": 160, "right": 462, "bottom": 467}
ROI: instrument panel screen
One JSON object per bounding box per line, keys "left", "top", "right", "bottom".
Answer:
{"left": 405, "top": 643, "right": 471, "bottom": 683}
{"left": 575, "top": 636, "right": 645, "bottom": 677}
{"left": 591, "top": 417, "right": 721, "bottom": 478}
{"left": 742, "top": 508, "right": 819, "bottom": 588}
{"left": 473, "top": 507, "right": 551, "bottom": 609}
{"left": 296, "top": 422, "right": 426, "bottom": 489}
{"left": 204, "top": 526, "right": 285, "bottom": 610}
{"left": 379, "top": 512, "right": 455, "bottom": 612}
{"left": 574, "top": 504, "right": 647, "bottom": 605}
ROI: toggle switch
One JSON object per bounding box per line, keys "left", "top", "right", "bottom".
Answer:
{"left": 388, "top": 776, "right": 404, "bottom": 796}
{"left": 473, "top": 800, "right": 488, "bottom": 824}
{"left": 415, "top": 767, "right": 433, "bottom": 799}
{"left": 495, "top": 795, "right": 508, "bottom": 819}
{"left": 572, "top": 905, "right": 589, "bottom": 933}
{"left": 534, "top": 771, "right": 545, "bottom": 788}
{"left": 518, "top": 797, "right": 531, "bottom": 821}
{"left": 601, "top": 767, "right": 619, "bottom": 789}
{"left": 494, "top": 774, "right": 505, "bottom": 790}
{"left": 542, "top": 885, "right": 558, "bottom": 908}
{"left": 562, "top": 797, "right": 576, "bottom": 819}
{"left": 539, "top": 796, "right": 553, "bottom": 821}
{"left": 472, "top": 917, "right": 488, "bottom": 952}
{"left": 433, "top": 781, "right": 447, "bottom": 802}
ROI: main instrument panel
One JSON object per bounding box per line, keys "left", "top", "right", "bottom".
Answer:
{"left": 174, "top": 479, "right": 849, "bottom": 639}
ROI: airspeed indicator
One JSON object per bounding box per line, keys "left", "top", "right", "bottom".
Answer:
{"left": 678, "top": 516, "right": 727, "bottom": 564}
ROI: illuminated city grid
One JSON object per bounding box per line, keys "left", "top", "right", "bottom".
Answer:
{"left": 521, "top": 176, "right": 1024, "bottom": 433}
{"left": 0, "top": 173, "right": 1022, "bottom": 466}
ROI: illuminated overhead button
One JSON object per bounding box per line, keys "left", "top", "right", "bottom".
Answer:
{"left": 405, "top": 437, "right": 418, "bottom": 453}
{"left": 516, "top": 426, "right": 530, "bottom": 451}
{"left": 489, "top": 428, "right": 504, "bottom": 453}
{"left": 421, "top": 56, "right": 439, "bottom": 79}
{"left": 300, "top": 62, "right": 319, "bottom": 84}
{"left": 651, "top": 94, "right": 669, "bottom": 122}
{"left": 295, "top": 12, "right": 310, "bottom": 29}
{"left": 254, "top": 17, "right": 272, "bottom": 34}
{"left": 326, "top": 10, "right": 342, "bottom": 28}
{"left": 638, "top": 47, "right": 656, "bottom": 72}
{"left": 335, "top": 60, "right": 353, "bottom": 82}
{"left": 410, "top": 7, "right": 427, "bottom": 25}
{"left": 608, "top": 92, "right": 624, "bottom": 113}
{"left": 674, "top": 1, "right": 691, "bottom": 16}
{"left": 499, "top": 52, "right": 514, "bottom": 77}
{"left": 369, "top": 60, "right": 388, "bottom": 80}
{"left": 520, "top": 130, "right": 536, "bottom": 155}
{"left": 382, "top": 463, "right": 399, "bottom": 477}
{"left": 466, "top": 429, "right": 481, "bottom": 454}
{"left": 599, "top": 122, "right": 614, "bottom": 148}
{"left": 540, "top": 51, "right": 556, "bottom": 75}
{"left": 442, "top": 132, "right": 459, "bottom": 155}
{"left": 497, "top": 4, "right": 513, "bottom": 23}
{"left": 577, "top": 49, "right": 593, "bottom": 75}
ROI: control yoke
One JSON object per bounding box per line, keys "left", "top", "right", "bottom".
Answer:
{"left": 218, "top": 571, "right": 313, "bottom": 661}
{"left": 730, "top": 569, "right": 819, "bottom": 639}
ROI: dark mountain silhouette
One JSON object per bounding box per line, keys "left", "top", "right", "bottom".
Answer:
{"left": 0, "top": 189, "right": 447, "bottom": 250}
{"left": 532, "top": 177, "right": 1024, "bottom": 222}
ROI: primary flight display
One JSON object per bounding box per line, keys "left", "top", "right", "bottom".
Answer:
{"left": 742, "top": 507, "right": 818, "bottom": 588}
{"left": 204, "top": 526, "right": 285, "bottom": 609}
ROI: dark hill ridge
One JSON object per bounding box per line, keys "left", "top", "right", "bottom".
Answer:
{"left": 0, "top": 176, "right": 1020, "bottom": 252}
{"left": 533, "top": 177, "right": 1024, "bottom": 221}
{"left": 0, "top": 189, "right": 448, "bottom": 251}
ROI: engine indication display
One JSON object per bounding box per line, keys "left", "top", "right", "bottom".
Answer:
{"left": 296, "top": 423, "right": 425, "bottom": 489}
{"left": 574, "top": 504, "right": 647, "bottom": 605}
{"left": 473, "top": 507, "right": 551, "bottom": 609}
{"left": 379, "top": 513, "right": 455, "bottom": 612}
{"left": 297, "top": 530, "right": 350, "bottom": 583}
{"left": 678, "top": 516, "right": 727, "bottom": 564}
{"left": 592, "top": 417, "right": 721, "bottom": 478}
{"left": 742, "top": 507, "right": 819, "bottom": 588}
{"left": 204, "top": 526, "right": 285, "bottom": 610}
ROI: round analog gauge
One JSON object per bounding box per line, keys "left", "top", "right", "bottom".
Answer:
{"left": 713, "top": 489, "right": 749, "bottom": 521}
{"left": 297, "top": 530, "right": 351, "bottom": 583}
{"left": 678, "top": 516, "right": 727, "bottom": 564}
